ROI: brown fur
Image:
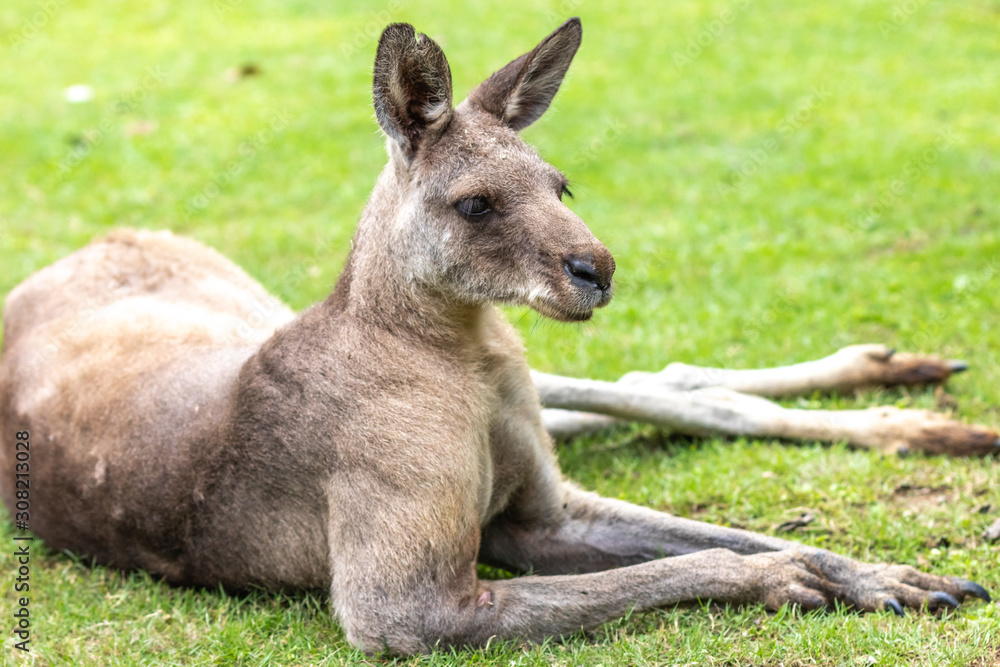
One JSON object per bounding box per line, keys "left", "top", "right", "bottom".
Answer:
{"left": 0, "top": 19, "right": 989, "bottom": 656}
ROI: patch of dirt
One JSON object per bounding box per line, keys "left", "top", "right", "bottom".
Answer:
{"left": 866, "top": 235, "right": 931, "bottom": 257}
{"left": 686, "top": 502, "right": 728, "bottom": 518}
{"left": 968, "top": 645, "right": 1000, "bottom": 667}
{"left": 891, "top": 483, "right": 953, "bottom": 512}
{"left": 893, "top": 483, "right": 950, "bottom": 495}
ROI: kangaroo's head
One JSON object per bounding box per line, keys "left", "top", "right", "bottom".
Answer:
{"left": 370, "top": 18, "right": 614, "bottom": 322}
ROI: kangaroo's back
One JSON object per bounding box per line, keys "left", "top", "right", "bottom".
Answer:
{"left": 0, "top": 228, "right": 300, "bottom": 579}
{"left": 1, "top": 228, "right": 293, "bottom": 351}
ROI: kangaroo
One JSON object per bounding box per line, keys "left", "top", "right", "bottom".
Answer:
{"left": 0, "top": 19, "right": 990, "bottom": 656}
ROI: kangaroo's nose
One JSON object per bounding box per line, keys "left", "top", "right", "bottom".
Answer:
{"left": 564, "top": 254, "right": 614, "bottom": 292}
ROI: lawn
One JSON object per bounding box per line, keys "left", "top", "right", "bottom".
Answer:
{"left": 1, "top": 0, "right": 999, "bottom": 664}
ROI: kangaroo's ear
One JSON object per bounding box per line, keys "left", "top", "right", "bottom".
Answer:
{"left": 373, "top": 23, "right": 453, "bottom": 159}
{"left": 467, "top": 18, "right": 581, "bottom": 131}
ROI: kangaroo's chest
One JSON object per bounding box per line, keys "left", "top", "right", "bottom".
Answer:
{"left": 471, "top": 318, "right": 553, "bottom": 526}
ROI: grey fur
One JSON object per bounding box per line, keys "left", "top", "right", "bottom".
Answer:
{"left": 0, "top": 18, "right": 987, "bottom": 656}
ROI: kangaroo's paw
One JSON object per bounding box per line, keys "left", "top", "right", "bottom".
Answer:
{"left": 750, "top": 549, "right": 991, "bottom": 614}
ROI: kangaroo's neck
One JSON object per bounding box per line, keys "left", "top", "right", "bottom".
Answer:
{"left": 324, "top": 164, "right": 486, "bottom": 349}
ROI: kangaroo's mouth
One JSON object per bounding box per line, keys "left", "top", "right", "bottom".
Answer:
{"left": 531, "top": 298, "right": 595, "bottom": 322}
{"left": 527, "top": 282, "right": 613, "bottom": 323}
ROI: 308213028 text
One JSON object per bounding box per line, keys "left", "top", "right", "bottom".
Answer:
{"left": 12, "top": 429, "right": 32, "bottom": 652}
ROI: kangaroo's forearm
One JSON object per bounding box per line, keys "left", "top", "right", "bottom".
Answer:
{"left": 481, "top": 486, "right": 799, "bottom": 576}
{"left": 454, "top": 548, "right": 759, "bottom": 648}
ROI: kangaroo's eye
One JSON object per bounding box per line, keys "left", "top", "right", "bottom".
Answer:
{"left": 560, "top": 184, "right": 573, "bottom": 200}
{"left": 456, "top": 196, "right": 491, "bottom": 218}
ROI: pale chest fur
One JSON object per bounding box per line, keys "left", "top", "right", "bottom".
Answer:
{"left": 469, "top": 309, "right": 554, "bottom": 526}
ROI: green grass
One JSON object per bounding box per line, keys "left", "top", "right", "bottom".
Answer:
{"left": 2, "top": 0, "right": 999, "bottom": 664}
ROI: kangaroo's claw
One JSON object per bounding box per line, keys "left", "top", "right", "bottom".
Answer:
{"left": 947, "top": 360, "right": 970, "bottom": 374}
{"left": 958, "top": 580, "right": 992, "bottom": 603}
{"left": 928, "top": 591, "right": 961, "bottom": 611}
{"left": 884, "top": 598, "right": 905, "bottom": 616}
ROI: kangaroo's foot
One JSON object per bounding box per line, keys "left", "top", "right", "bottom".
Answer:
{"left": 748, "top": 548, "right": 991, "bottom": 614}
{"left": 616, "top": 344, "right": 969, "bottom": 397}
{"left": 536, "top": 373, "right": 999, "bottom": 456}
